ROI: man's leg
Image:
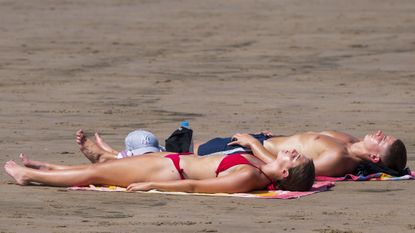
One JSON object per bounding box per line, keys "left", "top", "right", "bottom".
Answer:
{"left": 94, "top": 132, "right": 119, "bottom": 155}
{"left": 76, "top": 129, "right": 117, "bottom": 163}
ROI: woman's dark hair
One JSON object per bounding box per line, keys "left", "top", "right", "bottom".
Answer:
{"left": 278, "top": 159, "right": 315, "bottom": 191}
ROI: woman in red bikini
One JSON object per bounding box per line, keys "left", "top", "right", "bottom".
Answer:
{"left": 4, "top": 132, "right": 315, "bottom": 193}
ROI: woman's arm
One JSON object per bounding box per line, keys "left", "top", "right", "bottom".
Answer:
{"left": 228, "top": 133, "right": 276, "bottom": 163}
{"left": 127, "top": 169, "right": 261, "bottom": 193}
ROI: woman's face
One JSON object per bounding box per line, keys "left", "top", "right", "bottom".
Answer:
{"left": 276, "top": 149, "right": 309, "bottom": 169}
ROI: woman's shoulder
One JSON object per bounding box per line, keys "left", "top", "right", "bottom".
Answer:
{"left": 228, "top": 165, "right": 263, "bottom": 180}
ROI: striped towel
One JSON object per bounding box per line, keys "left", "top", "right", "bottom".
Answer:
{"left": 316, "top": 171, "right": 415, "bottom": 181}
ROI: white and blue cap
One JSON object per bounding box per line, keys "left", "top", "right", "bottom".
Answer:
{"left": 117, "top": 130, "right": 163, "bottom": 158}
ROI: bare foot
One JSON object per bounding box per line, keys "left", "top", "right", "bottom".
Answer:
{"left": 95, "top": 132, "right": 118, "bottom": 154}
{"left": 20, "top": 153, "right": 49, "bottom": 170}
{"left": 4, "top": 160, "right": 29, "bottom": 185}
{"left": 76, "top": 129, "right": 106, "bottom": 163}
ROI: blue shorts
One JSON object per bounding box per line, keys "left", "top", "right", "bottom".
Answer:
{"left": 197, "top": 134, "right": 270, "bottom": 156}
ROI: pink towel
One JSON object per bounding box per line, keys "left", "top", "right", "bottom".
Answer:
{"left": 69, "top": 181, "right": 334, "bottom": 199}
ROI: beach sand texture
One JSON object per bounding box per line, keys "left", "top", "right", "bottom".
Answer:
{"left": 1, "top": 0, "right": 414, "bottom": 232}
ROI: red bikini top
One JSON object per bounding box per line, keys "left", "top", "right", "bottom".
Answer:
{"left": 215, "top": 153, "right": 276, "bottom": 190}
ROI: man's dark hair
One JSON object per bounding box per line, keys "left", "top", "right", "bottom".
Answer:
{"left": 381, "top": 139, "right": 407, "bottom": 172}
{"left": 278, "top": 159, "right": 315, "bottom": 191}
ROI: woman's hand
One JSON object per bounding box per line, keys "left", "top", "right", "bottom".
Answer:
{"left": 126, "top": 182, "right": 153, "bottom": 192}
{"left": 227, "top": 133, "right": 258, "bottom": 148}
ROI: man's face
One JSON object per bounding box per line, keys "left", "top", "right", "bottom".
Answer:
{"left": 363, "top": 130, "right": 396, "bottom": 154}
{"left": 276, "top": 149, "right": 309, "bottom": 169}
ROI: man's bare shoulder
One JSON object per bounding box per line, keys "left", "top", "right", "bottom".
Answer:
{"left": 317, "top": 130, "right": 360, "bottom": 143}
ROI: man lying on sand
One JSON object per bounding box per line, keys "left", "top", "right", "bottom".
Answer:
{"left": 86, "top": 129, "right": 407, "bottom": 177}
{"left": 197, "top": 130, "right": 407, "bottom": 177}
{"left": 5, "top": 136, "right": 315, "bottom": 192}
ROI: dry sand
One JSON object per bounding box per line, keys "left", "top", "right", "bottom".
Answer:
{"left": 1, "top": 0, "right": 414, "bottom": 232}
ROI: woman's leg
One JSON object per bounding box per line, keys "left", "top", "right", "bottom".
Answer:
{"left": 20, "top": 153, "right": 92, "bottom": 170}
{"left": 5, "top": 152, "right": 174, "bottom": 187}
{"left": 5, "top": 160, "right": 96, "bottom": 186}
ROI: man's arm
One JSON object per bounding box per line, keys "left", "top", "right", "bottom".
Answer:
{"left": 228, "top": 133, "right": 276, "bottom": 164}
{"left": 313, "top": 150, "right": 351, "bottom": 177}
{"left": 127, "top": 169, "right": 260, "bottom": 193}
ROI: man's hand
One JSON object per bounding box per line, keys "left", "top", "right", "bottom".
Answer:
{"left": 227, "top": 133, "right": 258, "bottom": 148}
{"left": 259, "top": 130, "right": 273, "bottom": 137}
{"left": 126, "top": 182, "right": 153, "bottom": 192}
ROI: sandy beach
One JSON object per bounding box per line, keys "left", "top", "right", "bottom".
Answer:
{"left": 1, "top": 0, "right": 414, "bottom": 232}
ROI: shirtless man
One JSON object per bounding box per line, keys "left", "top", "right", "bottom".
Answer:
{"left": 72, "top": 128, "right": 407, "bottom": 177}
{"left": 195, "top": 130, "right": 407, "bottom": 177}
